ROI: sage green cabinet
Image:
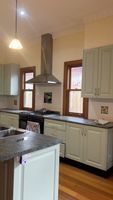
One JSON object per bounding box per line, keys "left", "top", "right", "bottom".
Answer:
{"left": 66, "top": 123, "right": 83, "bottom": 162}
{"left": 0, "top": 112, "right": 19, "bottom": 128}
{"left": 66, "top": 122, "right": 113, "bottom": 170}
{"left": 82, "top": 44, "right": 113, "bottom": 98}
{"left": 0, "top": 65, "right": 4, "bottom": 95}
{"left": 44, "top": 119, "right": 66, "bottom": 157}
{"left": 13, "top": 145, "right": 60, "bottom": 200}
{"left": 4, "top": 64, "right": 19, "bottom": 95}
{"left": 44, "top": 118, "right": 113, "bottom": 170}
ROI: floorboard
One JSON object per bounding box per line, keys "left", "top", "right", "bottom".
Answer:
{"left": 59, "top": 163, "right": 113, "bottom": 200}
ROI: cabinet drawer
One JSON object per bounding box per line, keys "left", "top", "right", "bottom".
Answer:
{"left": 0, "top": 112, "right": 19, "bottom": 128}
{"left": 44, "top": 127, "right": 66, "bottom": 143}
{"left": 7, "top": 114, "right": 19, "bottom": 120}
{"left": 45, "top": 119, "right": 66, "bottom": 131}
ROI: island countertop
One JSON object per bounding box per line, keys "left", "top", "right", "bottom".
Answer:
{"left": 0, "top": 131, "right": 61, "bottom": 161}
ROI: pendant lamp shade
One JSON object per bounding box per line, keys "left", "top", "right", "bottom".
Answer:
{"left": 9, "top": 0, "right": 23, "bottom": 49}
{"left": 9, "top": 38, "right": 23, "bottom": 49}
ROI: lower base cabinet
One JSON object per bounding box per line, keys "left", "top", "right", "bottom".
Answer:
{"left": 66, "top": 123, "right": 113, "bottom": 170}
{"left": 44, "top": 119, "right": 113, "bottom": 171}
{"left": 44, "top": 119, "right": 66, "bottom": 157}
{"left": 0, "top": 112, "right": 19, "bottom": 128}
{"left": 66, "top": 124, "right": 83, "bottom": 162}
{"left": 13, "top": 145, "right": 60, "bottom": 200}
{"left": 0, "top": 145, "right": 60, "bottom": 200}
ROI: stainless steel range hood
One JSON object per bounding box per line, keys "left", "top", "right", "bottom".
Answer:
{"left": 27, "top": 33, "right": 61, "bottom": 85}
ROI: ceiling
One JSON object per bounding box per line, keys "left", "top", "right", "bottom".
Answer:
{"left": 1, "top": 0, "right": 113, "bottom": 44}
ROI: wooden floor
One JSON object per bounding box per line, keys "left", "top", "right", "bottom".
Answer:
{"left": 59, "top": 163, "right": 113, "bottom": 200}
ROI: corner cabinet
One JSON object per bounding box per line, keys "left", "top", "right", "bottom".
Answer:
{"left": 4, "top": 64, "right": 19, "bottom": 95}
{"left": 82, "top": 45, "right": 113, "bottom": 98}
{"left": 66, "top": 123, "right": 113, "bottom": 170}
{"left": 44, "top": 119, "right": 66, "bottom": 157}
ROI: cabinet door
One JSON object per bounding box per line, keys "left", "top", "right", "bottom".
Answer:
{"left": 0, "top": 112, "right": 8, "bottom": 126}
{"left": 4, "top": 64, "right": 19, "bottom": 95}
{"left": 13, "top": 145, "right": 60, "bottom": 200}
{"left": 66, "top": 123, "right": 83, "bottom": 162}
{"left": 44, "top": 119, "right": 66, "bottom": 157}
{"left": 7, "top": 114, "right": 19, "bottom": 128}
{"left": 4, "top": 65, "right": 11, "bottom": 95}
{"left": 82, "top": 48, "right": 99, "bottom": 98}
{"left": 0, "top": 112, "right": 19, "bottom": 128}
{"left": 83, "top": 126, "right": 107, "bottom": 170}
{"left": 0, "top": 65, "right": 4, "bottom": 95}
{"left": 98, "top": 45, "right": 113, "bottom": 98}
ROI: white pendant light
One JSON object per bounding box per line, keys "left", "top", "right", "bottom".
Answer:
{"left": 9, "top": 0, "right": 23, "bottom": 49}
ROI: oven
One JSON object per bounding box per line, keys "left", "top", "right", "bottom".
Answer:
{"left": 19, "top": 113, "right": 44, "bottom": 134}
{"left": 19, "top": 109, "right": 59, "bottom": 134}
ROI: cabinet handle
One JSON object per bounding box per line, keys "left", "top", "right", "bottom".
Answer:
{"left": 95, "top": 88, "right": 98, "bottom": 96}
{"left": 84, "top": 133, "right": 86, "bottom": 136}
{"left": 81, "top": 131, "right": 83, "bottom": 136}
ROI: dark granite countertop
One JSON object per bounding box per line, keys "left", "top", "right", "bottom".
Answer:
{"left": 1, "top": 109, "right": 113, "bottom": 129}
{"left": 0, "top": 108, "right": 31, "bottom": 115}
{"left": 0, "top": 131, "right": 61, "bottom": 161}
{"left": 44, "top": 115, "right": 113, "bottom": 129}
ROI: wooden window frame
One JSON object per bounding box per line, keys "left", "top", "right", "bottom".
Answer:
{"left": 63, "top": 60, "right": 88, "bottom": 118}
{"left": 20, "top": 66, "right": 36, "bottom": 111}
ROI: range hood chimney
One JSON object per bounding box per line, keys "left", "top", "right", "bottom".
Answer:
{"left": 27, "top": 33, "right": 61, "bottom": 85}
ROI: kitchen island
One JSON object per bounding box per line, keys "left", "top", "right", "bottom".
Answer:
{"left": 0, "top": 130, "right": 60, "bottom": 200}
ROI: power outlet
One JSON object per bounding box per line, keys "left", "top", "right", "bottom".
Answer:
{"left": 101, "top": 106, "right": 108, "bottom": 114}
{"left": 14, "top": 100, "right": 17, "bottom": 106}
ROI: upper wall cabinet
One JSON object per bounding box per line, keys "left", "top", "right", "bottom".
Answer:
{"left": 82, "top": 45, "right": 113, "bottom": 98}
{"left": 0, "top": 64, "right": 4, "bottom": 95}
{"left": 0, "top": 64, "right": 19, "bottom": 96}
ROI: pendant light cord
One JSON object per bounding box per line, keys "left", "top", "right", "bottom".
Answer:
{"left": 9, "top": 0, "right": 23, "bottom": 49}
{"left": 15, "top": 0, "right": 17, "bottom": 38}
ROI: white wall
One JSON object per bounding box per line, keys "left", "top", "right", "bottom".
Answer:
{"left": 84, "top": 15, "right": 113, "bottom": 49}
{"left": 0, "top": 31, "right": 84, "bottom": 112}
{"left": 52, "top": 32, "right": 84, "bottom": 112}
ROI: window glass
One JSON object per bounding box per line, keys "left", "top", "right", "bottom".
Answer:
{"left": 24, "top": 91, "right": 33, "bottom": 108}
{"left": 63, "top": 60, "right": 88, "bottom": 117}
{"left": 20, "top": 67, "right": 35, "bottom": 110}
{"left": 25, "top": 83, "right": 33, "bottom": 90}
{"left": 70, "top": 67, "right": 82, "bottom": 89}
{"left": 25, "top": 72, "right": 33, "bottom": 89}
{"left": 69, "top": 91, "right": 83, "bottom": 113}
{"left": 25, "top": 72, "right": 33, "bottom": 81}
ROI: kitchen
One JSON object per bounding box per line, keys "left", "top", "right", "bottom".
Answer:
{"left": 0, "top": 0, "right": 113, "bottom": 200}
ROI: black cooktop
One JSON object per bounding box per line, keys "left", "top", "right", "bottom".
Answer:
{"left": 20, "top": 108, "right": 59, "bottom": 117}
{"left": 34, "top": 108, "right": 59, "bottom": 115}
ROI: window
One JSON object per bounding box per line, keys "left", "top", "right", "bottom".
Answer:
{"left": 63, "top": 60, "right": 88, "bottom": 118}
{"left": 20, "top": 67, "right": 35, "bottom": 110}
